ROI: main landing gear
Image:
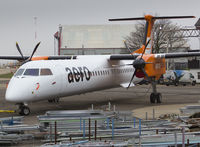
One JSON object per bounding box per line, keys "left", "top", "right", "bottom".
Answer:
{"left": 150, "top": 79, "right": 162, "bottom": 104}
{"left": 18, "top": 103, "right": 30, "bottom": 116}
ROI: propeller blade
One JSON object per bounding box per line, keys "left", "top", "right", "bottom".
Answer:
{"left": 28, "top": 42, "right": 41, "bottom": 61}
{"left": 141, "top": 39, "right": 151, "bottom": 59}
{"left": 112, "top": 63, "right": 133, "bottom": 67}
{"left": 145, "top": 62, "right": 153, "bottom": 64}
{"left": 124, "top": 40, "right": 132, "bottom": 54}
{"left": 109, "top": 17, "right": 147, "bottom": 21}
{"left": 141, "top": 68, "right": 151, "bottom": 82}
{"left": 153, "top": 16, "right": 195, "bottom": 20}
{"left": 127, "top": 69, "right": 137, "bottom": 89}
{"left": 16, "top": 42, "right": 25, "bottom": 60}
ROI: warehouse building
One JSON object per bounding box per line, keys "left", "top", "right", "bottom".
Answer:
{"left": 54, "top": 24, "right": 136, "bottom": 55}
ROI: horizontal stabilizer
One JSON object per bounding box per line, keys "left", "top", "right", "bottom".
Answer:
{"left": 109, "top": 16, "right": 195, "bottom": 21}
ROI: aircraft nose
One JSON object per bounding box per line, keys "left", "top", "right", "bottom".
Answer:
{"left": 5, "top": 89, "right": 17, "bottom": 102}
{"left": 5, "top": 78, "right": 32, "bottom": 103}
{"left": 5, "top": 81, "right": 21, "bottom": 102}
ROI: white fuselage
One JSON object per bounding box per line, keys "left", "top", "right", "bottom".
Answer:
{"left": 5, "top": 55, "right": 143, "bottom": 103}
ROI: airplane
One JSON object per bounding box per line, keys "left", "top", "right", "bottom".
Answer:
{"left": 2, "top": 14, "right": 200, "bottom": 116}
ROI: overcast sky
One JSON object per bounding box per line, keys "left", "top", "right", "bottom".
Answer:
{"left": 0, "top": 0, "right": 200, "bottom": 57}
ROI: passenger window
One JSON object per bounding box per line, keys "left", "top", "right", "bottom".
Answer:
{"left": 40, "top": 68, "right": 53, "bottom": 76}
{"left": 14, "top": 68, "right": 25, "bottom": 77}
{"left": 24, "top": 69, "right": 39, "bottom": 76}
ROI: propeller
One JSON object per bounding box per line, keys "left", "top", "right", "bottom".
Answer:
{"left": 126, "top": 39, "right": 151, "bottom": 89}
{"left": 124, "top": 41, "right": 132, "bottom": 54}
{"left": 16, "top": 42, "right": 25, "bottom": 61}
{"left": 27, "top": 42, "right": 41, "bottom": 62}
{"left": 16, "top": 42, "right": 41, "bottom": 64}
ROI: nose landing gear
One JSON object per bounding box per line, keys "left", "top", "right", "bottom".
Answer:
{"left": 18, "top": 103, "right": 30, "bottom": 116}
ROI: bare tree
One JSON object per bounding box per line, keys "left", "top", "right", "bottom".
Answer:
{"left": 125, "top": 19, "right": 188, "bottom": 53}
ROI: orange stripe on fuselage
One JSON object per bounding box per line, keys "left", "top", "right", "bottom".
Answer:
{"left": 31, "top": 56, "right": 49, "bottom": 61}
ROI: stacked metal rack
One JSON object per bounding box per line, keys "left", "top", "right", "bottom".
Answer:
{"left": 38, "top": 108, "right": 200, "bottom": 147}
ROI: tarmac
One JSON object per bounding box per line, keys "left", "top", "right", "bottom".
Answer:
{"left": 1, "top": 80, "right": 200, "bottom": 146}
{"left": 0, "top": 80, "right": 200, "bottom": 124}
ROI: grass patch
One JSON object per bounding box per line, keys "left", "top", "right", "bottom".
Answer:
{"left": 0, "top": 73, "right": 13, "bottom": 78}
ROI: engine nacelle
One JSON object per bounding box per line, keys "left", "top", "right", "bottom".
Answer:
{"left": 143, "top": 54, "right": 166, "bottom": 80}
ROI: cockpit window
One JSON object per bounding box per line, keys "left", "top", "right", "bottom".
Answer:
{"left": 40, "top": 68, "right": 53, "bottom": 76}
{"left": 24, "top": 68, "right": 39, "bottom": 76}
{"left": 14, "top": 68, "right": 25, "bottom": 77}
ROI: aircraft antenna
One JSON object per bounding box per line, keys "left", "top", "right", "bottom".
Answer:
{"left": 34, "top": 16, "right": 37, "bottom": 40}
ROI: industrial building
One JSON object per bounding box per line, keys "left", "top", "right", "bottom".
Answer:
{"left": 54, "top": 24, "right": 136, "bottom": 55}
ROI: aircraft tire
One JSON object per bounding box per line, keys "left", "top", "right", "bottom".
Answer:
{"left": 150, "top": 93, "right": 156, "bottom": 103}
{"left": 19, "top": 106, "right": 30, "bottom": 116}
{"left": 192, "top": 81, "right": 196, "bottom": 86}
{"left": 156, "top": 93, "right": 162, "bottom": 103}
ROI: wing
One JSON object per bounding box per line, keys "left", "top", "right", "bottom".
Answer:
{"left": 0, "top": 55, "right": 77, "bottom": 61}
{"left": 0, "top": 56, "right": 29, "bottom": 61}
{"left": 110, "top": 52, "right": 200, "bottom": 60}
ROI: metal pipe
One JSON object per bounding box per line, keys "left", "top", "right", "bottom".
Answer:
{"left": 54, "top": 121, "right": 57, "bottom": 144}
{"left": 83, "top": 119, "right": 85, "bottom": 139}
{"left": 80, "top": 117, "right": 82, "bottom": 131}
{"left": 133, "top": 118, "right": 136, "bottom": 128}
{"left": 89, "top": 118, "right": 91, "bottom": 141}
{"left": 50, "top": 123, "right": 52, "bottom": 142}
{"left": 107, "top": 118, "right": 109, "bottom": 129}
{"left": 174, "top": 132, "right": 177, "bottom": 147}
{"left": 95, "top": 120, "right": 97, "bottom": 140}
{"left": 182, "top": 126, "right": 185, "bottom": 147}
{"left": 139, "top": 119, "right": 141, "bottom": 136}
{"left": 112, "top": 118, "right": 114, "bottom": 140}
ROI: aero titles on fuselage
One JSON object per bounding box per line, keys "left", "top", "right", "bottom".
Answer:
{"left": 65, "top": 66, "right": 91, "bottom": 83}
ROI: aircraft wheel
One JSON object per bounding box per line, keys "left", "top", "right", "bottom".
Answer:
{"left": 156, "top": 93, "right": 162, "bottom": 103}
{"left": 150, "top": 93, "right": 156, "bottom": 103}
{"left": 19, "top": 106, "right": 30, "bottom": 116}
{"left": 192, "top": 81, "right": 196, "bottom": 86}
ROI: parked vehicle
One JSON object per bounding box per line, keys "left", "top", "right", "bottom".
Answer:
{"left": 163, "top": 70, "right": 196, "bottom": 86}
